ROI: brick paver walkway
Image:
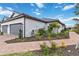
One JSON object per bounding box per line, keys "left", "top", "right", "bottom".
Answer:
{"left": 0, "top": 32, "right": 78, "bottom": 55}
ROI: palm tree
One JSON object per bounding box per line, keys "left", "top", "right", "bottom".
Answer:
{"left": 56, "top": 24, "right": 60, "bottom": 34}
{"left": 52, "top": 22, "right": 60, "bottom": 34}
{"left": 48, "top": 22, "right": 60, "bottom": 34}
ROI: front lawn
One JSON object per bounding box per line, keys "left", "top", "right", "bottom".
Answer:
{"left": 1, "top": 48, "right": 63, "bottom": 56}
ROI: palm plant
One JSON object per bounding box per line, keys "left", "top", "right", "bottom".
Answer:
{"left": 55, "top": 23, "right": 60, "bottom": 34}
{"left": 48, "top": 22, "right": 60, "bottom": 33}
{"left": 74, "top": 3, "right": 79, "bottom": 15}
{"left": 50, "top": 22, "right": 60, "bottom": 34}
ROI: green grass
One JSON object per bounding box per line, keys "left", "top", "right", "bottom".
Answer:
{"left": 1, "top": 49, "right": 64, "bottom": 56}
{"left": 1, "top": 52, "right": 34, "bottom": 56}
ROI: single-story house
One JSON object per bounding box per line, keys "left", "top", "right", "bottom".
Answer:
{"left": 0, "top": 12, "right": 66, "bottom": 37}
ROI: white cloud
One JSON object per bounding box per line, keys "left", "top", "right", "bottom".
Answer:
{"left": 48, "top": 15, "right": 77, "bottom": 27}
{"left": 30, "top": 3, "right": 35, "bottom": 7}
{"left": 65, "top": 24, "right": 75, "bottom": 28}
{"left": 35, "top": 3, "right": 44, "bottom": 8}
{"left": 55, "top": 5, "right": 62, "bottom": 8}
{"left": 55, "top": 6, "right": 59, "bottom": 8}
{"left": 47, "top": 15, "right": 64, "bottom": 20}
{"left": 0, "top": 6, "right": 3, "bottom": 10}
{"left": 0, "top": 6, "right": 5, "bottom": 12}
{"left": 54, "top": 15, "right": 64, "bottom": 19}
{"left": 33, "top": 8, "right": 40, "bottom": 15}
{"left": 33, "top": 12, "right": 41, "bottom": 15}
{"left": 62, "top": 4, "right": 76, "bottom": 11}
{"left": 57, "top": 3, "right": 62, "bottom": 5}
{"left": 35, "top": 9, "right": 40, "bottom": 12}
{"left": 6, "top": 7, "right": 13, "bottom": 11}
{"left": 0, "top": 6, "right": 13, "bottom": 17}
{"left": 0, "top": 10, "right": 13, "bottom": 17}
{"left": 60, "top": 16, "right": 79, "bottom": 22}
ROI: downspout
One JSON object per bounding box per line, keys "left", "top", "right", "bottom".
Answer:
{"left": 24, "top": 16, "right": 26, "bottom": 38}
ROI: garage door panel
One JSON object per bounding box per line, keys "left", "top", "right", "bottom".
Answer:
{"left": 2, "top": 25, "right": 8, "bottom": 33}
{"left": 10, "top": 23, "right": 23, "bottom": 35}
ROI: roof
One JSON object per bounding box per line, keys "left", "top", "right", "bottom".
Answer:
{"left": 42, "top": 18, "right": 66, "bottom": 26}
{"left": 1, "top": 13, "right": 65, "bottom": 26}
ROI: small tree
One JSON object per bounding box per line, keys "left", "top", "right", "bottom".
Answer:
{"left": 18, "top": 29, "right": 23, "bottom": 39}
{"left": 0, "top": 31, "right": 3, "bottom": 35}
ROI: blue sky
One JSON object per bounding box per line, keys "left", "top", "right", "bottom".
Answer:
{"left": 0, "top": 3, "right": 78, "bottom": 27}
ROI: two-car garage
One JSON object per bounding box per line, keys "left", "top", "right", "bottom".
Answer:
{"left": 2, "top": 23, "right": 23, "bottom": 36}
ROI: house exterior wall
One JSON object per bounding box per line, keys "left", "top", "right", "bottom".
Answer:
{"left": 0, "top": 23, "right": 1, "bottom": 32}
{"left": 1, "top": 16, "right": 65, "bottom": 37}
{"left": 1, "top": 18, "right": 24, "bottom": 36}
{"left": 25, "top": 18, "right": 46, "bottom": 37}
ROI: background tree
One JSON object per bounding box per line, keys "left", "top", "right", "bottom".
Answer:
{"left": 73, "top": 3, "right": 79, "bottom": 34}
{"left": 75, "top": 3, "right": 79, "bottom": 15}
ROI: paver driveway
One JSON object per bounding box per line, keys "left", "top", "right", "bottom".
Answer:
{"left": 0, "top": 32, "right": 78, "bottom": 55}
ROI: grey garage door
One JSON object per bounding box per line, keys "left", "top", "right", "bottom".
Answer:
{"left": 2, "top": 25, "right": 8, "bottom": 33}
{"left": 10, "top": 23, "right": 23, "bottom": 35}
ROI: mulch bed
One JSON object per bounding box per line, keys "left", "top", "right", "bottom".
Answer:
{"left": 5, "top": 36, "right": 69, "bottom": 44}
{"left": 32, "top": 45, "right": 79, "bottom": 56}
{"left": 63, "top": 45, "right": 79, "bottom": 56}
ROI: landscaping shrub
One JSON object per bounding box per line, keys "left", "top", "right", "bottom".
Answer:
{"left": 38, "top": 28, "right": 46, "bottom": 36}
{"left": 47, "top": 32, "right": 52, "bottom": 41}
{"left": 0, "top": 32, "right": 3, "bottom": 35}
{"left": 35, "top": 28, "right": 46, "bottom": 40}
{"left": 31, "top": 30, "right": 34, "bottom": 36}
{"left": 40, "top": 41, "right": 63, "bottom": 56}
{"left": 52, "top": 32, "right": 57, "bottom": 37}
{"left": 60, "top": 29, "right": 69, "bottom": 38}
{"left": 18, "top": 29, "right": 23, "bottom": 39}
{"left": 35, "top": 32, "right": 41, "bottom": 40}
{"left": 50, "top": 41, "right": 57, "bottom": 50}
{"left": 60, "top": 40, "right": 67, "bottom": 48}
{"left": 56, "top": 33, "right": 61, "bottom": 39}
{"left": 40, "top": 42, "right": 49, "bottom": 55}
{"left": 74, "top": 29, "right": 79, "bottom": 34}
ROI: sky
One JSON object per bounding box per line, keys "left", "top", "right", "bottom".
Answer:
{"left": 0, "top": 3, "right": 78, "bottom": 27}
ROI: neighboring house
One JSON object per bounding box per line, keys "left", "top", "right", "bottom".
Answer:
{"left": 72, "top": 18, "right": 79, "bottom": 24}
{"left": 0, "top": 12, "right": 66, "bottom": 37}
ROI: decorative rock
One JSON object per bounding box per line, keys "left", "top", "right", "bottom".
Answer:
{"left": 75, "top": 39, "right": 79, "bottom": 49}
{"left": 68, "top": 50, "right": 71, "bottom": 52}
